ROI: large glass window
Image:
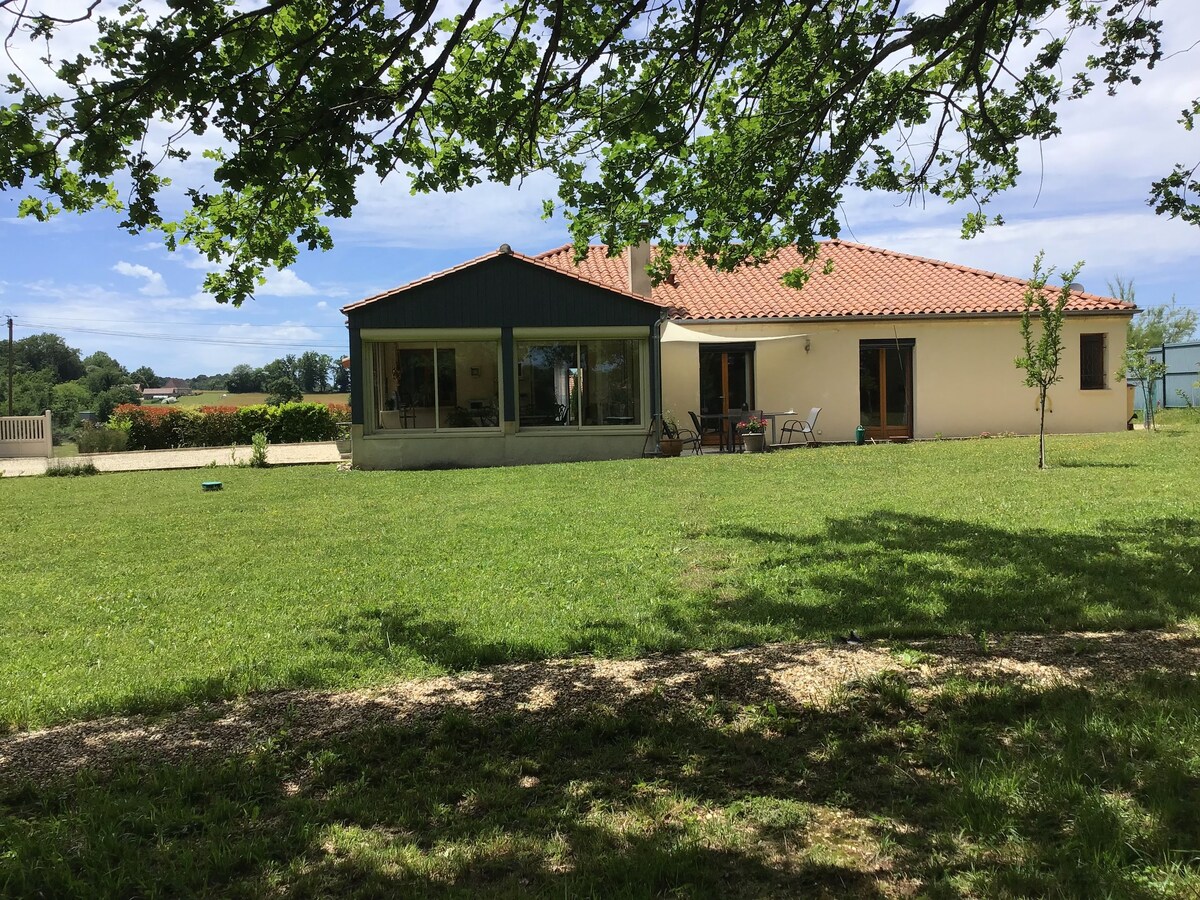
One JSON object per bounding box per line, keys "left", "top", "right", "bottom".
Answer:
{"left": 516, "top": 338, "right": 643, "bottom": 427}
{"left": 371, "top": 340, "right": 500, "bottom": 430}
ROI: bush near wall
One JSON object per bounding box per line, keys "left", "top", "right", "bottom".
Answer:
{"left": 111, "top": 405, "right": 190, "bottom": 451}
{"left": 193, "top": 406, "right": 241, "bottom": 446}
{"left": 112, "top": 402, "right": 341, "bottom": 450}
{"left": 76, "top": 423, "right": 129, "bottom": 454}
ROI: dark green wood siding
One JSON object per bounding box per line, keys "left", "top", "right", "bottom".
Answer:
{"left": 346, "top": 255, "right": 662, "bottom": 329}
{"left": 346, "top": 254, "right": 662, "bottom": 424}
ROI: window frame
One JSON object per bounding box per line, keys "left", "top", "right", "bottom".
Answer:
{"left": 513, "top": 331, "right": 649, "bottom": 430}
{"left": 1080, "top": 333, "right": 1107, "bottom": 391}
{"left": 362, "top": 332, "right": 503, "bottom": 434}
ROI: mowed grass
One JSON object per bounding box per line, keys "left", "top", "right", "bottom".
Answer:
{"left": 2, "top": 416, "right": 1200, "bottom": 730}
{"left": 175, "top": 390, "right": 348, "bottom": 408}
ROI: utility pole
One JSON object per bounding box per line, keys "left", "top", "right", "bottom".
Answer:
{"left": 6, "top": 317, "right": 12, "bottom": 416}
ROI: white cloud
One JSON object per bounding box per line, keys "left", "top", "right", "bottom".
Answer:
{"left": 113, "top": 261, "right": 170, "bottom": 296}
{"left": 856, "top": 209, "right": 1198, "bottom": 285}
{"left": 333, "top": 170, "right": 569, "bottom": 253}
{"left": 10, "top": 277, "right": 346, "bottom": 375}
{"left": 257, "top": 268, "right": 317, "bottom": 297}
{"left": 178, "top": 248, "right": 223, "bottom": 271}
{"left": 316, "top": 300, "right": 328, "bottom": 309}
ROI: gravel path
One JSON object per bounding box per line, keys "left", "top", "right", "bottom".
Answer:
{"left": 2, "top": 628, "right": 1196, "bottom": 786}
{"left": 0, "top": 441, "right": 342, "bottom": 476}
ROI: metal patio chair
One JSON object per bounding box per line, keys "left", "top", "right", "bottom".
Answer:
{"left": 664, "top": 416, "right": 701, "bottom": 455}
{"left": 778, "top": 407, "right": 822, "bottom": 446}
{"left": 689, "top": 410, "right": 723, "bottom": 451}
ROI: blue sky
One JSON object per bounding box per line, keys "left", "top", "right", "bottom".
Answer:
{"left": 1, "top": 2, "right": 1197, "bottom": 378}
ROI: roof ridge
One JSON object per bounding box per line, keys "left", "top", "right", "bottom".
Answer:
{"left": 342, "top": 245, "right": 667, "bottom": 314}
{"left": 530, "top": 243, "right": 576, "bottom": 260}
{"left": 341, "top": 250, "right": 505, "bottom": 312}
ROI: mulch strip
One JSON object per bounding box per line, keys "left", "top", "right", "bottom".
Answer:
{"left": 2, "top": 628, "right": 1196, "bottom": 786}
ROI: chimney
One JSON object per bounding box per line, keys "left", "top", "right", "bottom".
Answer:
{"left": 628, "top": 243, "right": 651, "bottom": 297}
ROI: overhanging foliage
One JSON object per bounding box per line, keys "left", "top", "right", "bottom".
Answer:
{"left": 0, "top": 0, "right": 1189, "bottom": 303}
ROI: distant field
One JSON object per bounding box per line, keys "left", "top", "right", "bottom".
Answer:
{"left": 174, "top": 391, "right": 349, "bottom": 408}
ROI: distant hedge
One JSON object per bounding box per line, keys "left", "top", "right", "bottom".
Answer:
{"left": 111, "top": 402, "right": 348, "bottom": 451}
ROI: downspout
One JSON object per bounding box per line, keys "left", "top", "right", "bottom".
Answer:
{"left": 1161, "top": 346, "right": 1168, "bottom": 409}
{"left": 347, "top": 322, "right": 363, "bottom": 426}
{"left": 651, "top": 313, "right": 666, "bottom": 442}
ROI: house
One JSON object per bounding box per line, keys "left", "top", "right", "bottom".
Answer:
{"left": 341, "top": 240, "right": 1135, "bottom": 469}
{"left": 1145, "top": 341, "right": 1200, "bottom": 408}
{"left": 141, "top": 385, "right": 190, "bottom": 401}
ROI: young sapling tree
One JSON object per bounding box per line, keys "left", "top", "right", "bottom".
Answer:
{"left": 1117, "top": 346, "right": 1167, "bottom": 430}
{"left": 1015, "top": 252, "right": 1084, "bottom": 469}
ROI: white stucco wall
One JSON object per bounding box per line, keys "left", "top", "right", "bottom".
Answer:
{"left": 661, "top": 316, "right": 1130, "bottom": 442}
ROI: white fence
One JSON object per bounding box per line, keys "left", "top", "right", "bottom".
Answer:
{"left": 0, "top": 410, "right": 52, "bottom": 458}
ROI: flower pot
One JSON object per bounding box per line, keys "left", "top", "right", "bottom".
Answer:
{"left": 659, "top": 438, "right": 683, "bottom": 458}
{"left": 741, "top": 432, "right": 766, "bottom": 453}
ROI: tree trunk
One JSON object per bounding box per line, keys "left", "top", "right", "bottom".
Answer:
{"left": 1038, "top": 389, "right": 1047, "bottom": 469}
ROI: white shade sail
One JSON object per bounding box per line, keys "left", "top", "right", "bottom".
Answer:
{"left": 660, "top": 322, "right": 808, "bottom": 343}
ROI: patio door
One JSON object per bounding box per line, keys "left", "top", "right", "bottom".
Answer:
{"left": 699, "top": 346, "right": 755, "bottom": 444}
{"left": 859, "top": 340, "right": 913, "bottom": 439}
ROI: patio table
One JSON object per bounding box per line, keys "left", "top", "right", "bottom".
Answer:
{"left": 700, "top": 410, "right": 801, "bottom": 448}
{"left": 700, "top": 412, "right": 782, "bottom": 451}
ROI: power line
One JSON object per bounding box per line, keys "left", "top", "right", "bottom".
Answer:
{"left": 17, "top": 321, "right": 347, "bottom": 351}
{"left": 17, "top": 313, "right": 348, "bottom": 329}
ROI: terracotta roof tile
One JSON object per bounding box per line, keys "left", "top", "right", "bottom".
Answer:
{"left": 534, "top": 240, "right": 1135, "bottom": 320}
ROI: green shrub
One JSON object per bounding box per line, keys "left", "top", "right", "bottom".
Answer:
{"left": 182, "top": 407, "right": 238, "bottom": 447}
{"left": 76, "top": 424, "right": 128, "bottom": 454}
{"left": 235, "top": 405, "right": 275, "bottom": 444}
{"left": 274, "top": 402, "right": 339, "bottom": 442}
{"left": 110, "top": 404, "right": 189, "bottom": 450}
{"left": 112, "top": 402, "right": 339, "bottom": 450}
{"left": 234, "top": 403, "right": 338, "bottom": 444}
{"left": 45, "top": 460, "right": 100, "bottom": 477}
{"left": 249, "top": 431, "right": 269, "bottom": 468}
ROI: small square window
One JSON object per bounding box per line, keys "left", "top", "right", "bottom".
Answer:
{"left": 1080, "top": 333, "right": 1106, "bottom": 390}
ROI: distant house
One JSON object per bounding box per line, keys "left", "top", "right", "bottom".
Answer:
{"left": 1145, "top": 342, "right": 1200, "bottom": 407}
{"left": 341, "top": 240, "right": 1135, "bottom": 470}
{"left": 142, "top": 385, "right": 190, "bottom": 401}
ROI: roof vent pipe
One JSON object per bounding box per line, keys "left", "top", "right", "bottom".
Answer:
{"left": 629, "top": 243, "right": 652, "bottom": 297}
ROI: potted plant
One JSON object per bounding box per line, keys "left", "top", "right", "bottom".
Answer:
{"left": 659, "top": 411, "right": 684, "bottom": 457}
{"left": 737, "top": 415, "right": 767, "bottom": 452}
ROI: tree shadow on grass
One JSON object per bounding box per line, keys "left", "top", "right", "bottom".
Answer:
{"left": 305, "top": 513, "right": 1200, "bottom": 677}
{"left": 1056, "top": 459, "right": 1138, "bottom": 468}
{"left": 3, "top": 645, "right": 1197, "bottom": 898}
{"left": 14, "top": 512, "right": 1198, "bottom": 731}
{"left": 697, "top": 513, "right": 1200, "bottom": 639}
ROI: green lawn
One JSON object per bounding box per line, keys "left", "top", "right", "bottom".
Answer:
{"left": 4, "top": 418, "right": 1200, "bottom": 897}
{"left": 2, "top": 415, "right": 1199, "bottom": 731}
